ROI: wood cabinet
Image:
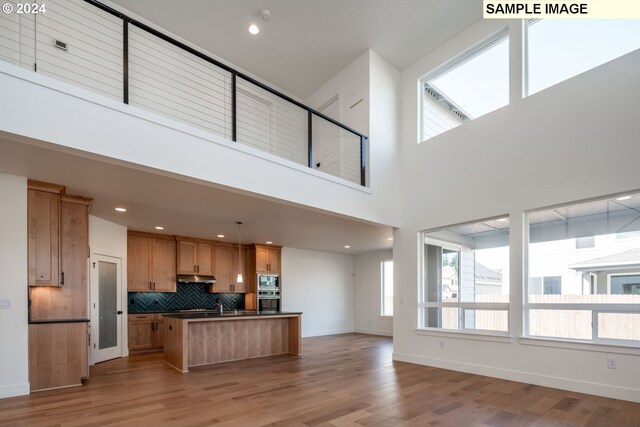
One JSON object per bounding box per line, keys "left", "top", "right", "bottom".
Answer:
{"left": 255, "top": 245, "right": 280, "bottom": 273}
{"left": 230, "top": 247, "right": 249, "bottom": 293}
{"left": 127, "top": 232, "right": 176, "bottom": 292}
{"left": 177, "top": 240, "right": 213, "bottom": 275}
{"left": 29, "top": 193, "right": 91, "bottom": 321}
{"left": 29, "top": 322, "right": 89, "bottom": 392}
{"left": 209, "top": 245, "right": 249, "bottom": 293}
{"left": 245, "top": 245, "right": 282, "bottom": 309}
{"left": 28, "top": 189, "right": 61, "bottom": 286}
{"left": 128, "top": 314, "right": 164, "bottom": 353}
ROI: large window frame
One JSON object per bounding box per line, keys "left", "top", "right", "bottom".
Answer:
{"left": 524, "top": 195, "right": 640, "bottom": 348}
{"left": 418, "top": 219, "right": 511, "bottom": 337}
{"left": 419, "top": 28, "right": 509, "bottom": 143}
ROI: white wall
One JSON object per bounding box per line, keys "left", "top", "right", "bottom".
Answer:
{"left": 354, "top": 250, "right": 393, "bottom": 336}
{"left": 281, "top": 247, "right": 354, "bottom": 337}
{"left": 394, "top": 19, "right": 640, "bottom": 402}
{"left": 0, "top": 173, "right": 28, "bottom": 398}
{"left": 305, "top": 49, "right": 402, "bottom": 219}
{"left": 88, "top": 215, "right": 128, "bottom": 359}
{"left": 0, "top": 50, "right": 400, "bottom": 229}
{"left": 305, "top": 50, "right": 370, "bottom": 136}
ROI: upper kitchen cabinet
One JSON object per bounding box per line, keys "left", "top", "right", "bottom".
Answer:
{"left": 254, "top": 244, "right": 281, "bottom": 274}
{"left": 28, "top": 181, "right": 92, "bottom": 320}
{"left": 127, "top": 231, "right": 176, "bottom": 292}
{"left": 176, "top": 238, "right": 213, "bottom": 276}
{"left": 28, "top": 183, "right": 64, "bottom": 286}
{"left": 209, "top": 244, "right": 249, "bottom": 293}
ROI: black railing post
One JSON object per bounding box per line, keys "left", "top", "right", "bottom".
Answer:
{"left": 231, "top": 73, "right": 237, "bottom": 141}
{"left": 123, "top": 19, "right": 129, "bottom": 104}
{"left": 308, "top": 111, "right": 313, "bottom": 169}
{"left": 360, "top": 135, "right": 366, "bottom": 186}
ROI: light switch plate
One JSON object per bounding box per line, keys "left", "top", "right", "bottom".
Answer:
{"left": 0, "top": 298, "right": 12, "bottom": 309}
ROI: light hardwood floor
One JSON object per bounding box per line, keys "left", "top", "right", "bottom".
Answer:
{"left": 1, "top": 334, "right": 639, "bottom": 426}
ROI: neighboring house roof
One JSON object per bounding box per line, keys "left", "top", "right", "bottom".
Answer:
{"left": 441, "top": 263, "right": 502, "bottom": 285}
{"left": 569, "top": 248, "right": 640, "bottom": 272}
{"left": 475, "top": 263, "right": 502, "bottom": 285}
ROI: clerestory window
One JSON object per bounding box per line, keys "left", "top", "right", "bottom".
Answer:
{"left": 421, "top": 31, "right": 509, "bottom": 141}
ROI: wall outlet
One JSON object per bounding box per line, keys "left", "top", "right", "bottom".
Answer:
{"left": 607, "top": 358, "right": 617, "bottom": 369}
{"left": 400, "top": 297, "right": 406, "bottom": 306}
{"left": 0, "top": 298, "right": 11, "bottom": 309}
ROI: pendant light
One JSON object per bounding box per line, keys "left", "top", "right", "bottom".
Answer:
{"left": 236, "top": 221, "right": 244, "bottom": 284}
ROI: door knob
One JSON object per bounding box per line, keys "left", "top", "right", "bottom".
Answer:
{"left": 117, "top": 310, "right": 123, "bottom": 315}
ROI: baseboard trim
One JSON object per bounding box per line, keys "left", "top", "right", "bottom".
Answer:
{"left": 303, "top": 328, "right": 354, "bottom": 338}
{"left": 355, "top": 328, "right": 393, "bottom": 337}
{"left": 0, "top": 382, "right": 30, "bottom": 399}
{"left": 392, "top": 352, "right": 640, "bottom": 403}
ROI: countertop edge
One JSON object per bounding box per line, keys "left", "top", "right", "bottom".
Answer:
{"left": 163, "top": 312, "right": 302, "bottom": 320}
{"left": 29, "top": 318, "right": 90, "bottom": 324}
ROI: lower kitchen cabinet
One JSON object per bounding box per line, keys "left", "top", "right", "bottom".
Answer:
{"left": 128, "top": 314, "right": 164, "bottom": 353}
{"left": 29, "top": 322, "right": 89, "bottom": 392}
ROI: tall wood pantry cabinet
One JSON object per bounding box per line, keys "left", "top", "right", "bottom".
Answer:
{"left": 27, "top": 180, "right": 92, "bottom": 392}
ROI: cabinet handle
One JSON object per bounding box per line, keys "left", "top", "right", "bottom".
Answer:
{"left": 194, "top": 265, "right": 197, "bottom": 273}
{"left": 60, "top": 271, "right": 65, "bottom": 286}
{"left": 197, "top": 265, "right": 200, "bottom": 273}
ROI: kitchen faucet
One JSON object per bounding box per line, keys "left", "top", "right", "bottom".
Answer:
{"left": 214, "top": 301, "right": 224, "bottom": 315}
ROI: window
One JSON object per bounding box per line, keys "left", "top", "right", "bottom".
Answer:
{"left": 609, "top": 274, "right": 640, "bottom": 295}
{"left": 526, "top": 192, "right": 640, "bottom": 345}
{"left": 381, "top": 260, "right": 394, "bottom": 316}
{"left": 575, "top": 236, "right": 595, "bottom": 249}
{"left": 420, "top": 217, "right": 510, "bottom": 334}
{"left": 543, "top": 276, "right": 561, "bottom": 295}
{"left": 421, "top": 31, "right": 509, "bottom": 141}
{"left": 527, "top": 19, "right": 640, "bottom": 96}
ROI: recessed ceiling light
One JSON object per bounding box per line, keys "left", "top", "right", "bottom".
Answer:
{"left": 155, "top": 226, "right": 164, "bottom": 230}
{"left": 344, "top": 245, "right": 351, "bottom": 249}
{"left": 387, "top": 237, "right": 394, "bottom": 241}
{"left": 115, "top": 207, "right": 126, "bottom": 212}
{"left": 617, "top": 195, "right": 632, "bottom": 201}
{"left": 266, "top": 241, "right": 273, "bottom": 244}
{"left": 497, "top": 218, "right": 508, "bottom": 222}
{"left": 217, "top": 234, "right": 225, "bottom": 238}
{"left": 248, "top": 24, "right": 259, "bottom": 35}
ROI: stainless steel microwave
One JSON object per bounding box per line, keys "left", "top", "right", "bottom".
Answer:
{"left": 257, "top": 274, "right": 279, "bottom": 290}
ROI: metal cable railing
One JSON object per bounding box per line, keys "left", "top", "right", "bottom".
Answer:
{"left": 71, "top": 0, "right": 370, "bottom": 185}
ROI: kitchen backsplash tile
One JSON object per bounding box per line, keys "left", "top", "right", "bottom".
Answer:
{"left": 128, "top": 283, "right": 245, "bottom": 312}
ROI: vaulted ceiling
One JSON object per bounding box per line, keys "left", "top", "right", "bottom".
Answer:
{"left": 109, "top": 0, "right": 483, "bottom": 98}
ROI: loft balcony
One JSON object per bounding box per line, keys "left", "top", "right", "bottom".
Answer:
{"left": 0, "top": 0, "right": 368, "bottom": 186}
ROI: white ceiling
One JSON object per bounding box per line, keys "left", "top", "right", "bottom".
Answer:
{"left": 0, "top": 136, "right": 393, "bottom": 254}
{"left": 109, "top": 0, "right": 483, "bottom": 98}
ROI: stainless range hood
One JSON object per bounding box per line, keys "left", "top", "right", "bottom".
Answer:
{"left": 176, "top": 275, "right": 216, "bottom": 284}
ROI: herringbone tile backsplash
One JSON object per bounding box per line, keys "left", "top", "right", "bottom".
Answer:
{"left": 128, "top": 283, "right": 245, "bottom": 312}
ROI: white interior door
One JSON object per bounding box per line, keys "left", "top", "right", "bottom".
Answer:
{"left": 90, "top": 254, "right": 123, "bottom": 363}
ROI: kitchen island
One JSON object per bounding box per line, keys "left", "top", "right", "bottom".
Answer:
{"left": 163, "top": 311, "right": 302, "bottom": 372}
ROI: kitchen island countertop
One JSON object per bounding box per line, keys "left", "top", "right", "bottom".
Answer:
{"left": 162, "top": 310, "right": 301, "bottom": 319}
{"left": 164, "top": 312, "right": 302, "bottom": 372}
